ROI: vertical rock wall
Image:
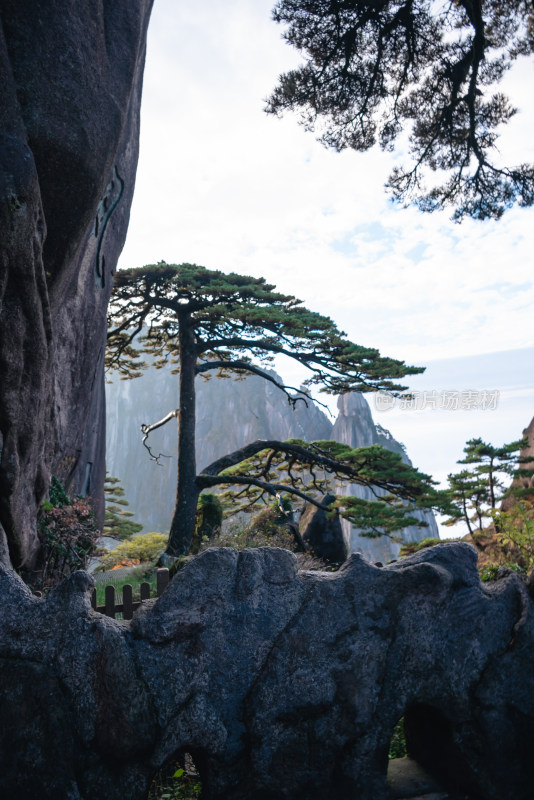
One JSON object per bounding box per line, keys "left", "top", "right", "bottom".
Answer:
{"left": 502, "top": 415, "right": 534, "bottom": 511}
{"left": 106, "top": 368, "right": 334, "bottom": 534}
{"left": 0, "top": 1, "right": 154, "bottom": 567}
{"left": 332, "top": 393, "right": 439, "bottom": 562}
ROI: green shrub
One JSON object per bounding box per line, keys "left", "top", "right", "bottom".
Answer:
{"left": 96, "top": 533, "right": 168, "bottom": 571}
{"left": 479, "top": 563, "right": 500, "bottom": 582}
{"left": 419, "top": 537, "right": 443, "bottom": 548}
{"left": 389, "top": 717, "right": 407, "bottom": 759}
{"left": 37, "top": 479, "right": 99, "bottom": 590}
{"left": 191, "top": 494, "right": 223, "bottom": 554}
{"left": 479, "top": 561, "right": 525, "bottom": 582}
{"left": 493, "top": 502, "right": 534, "bottom": 570}
{"left": 48, "top": 476, "right": 71, "bottom": 508}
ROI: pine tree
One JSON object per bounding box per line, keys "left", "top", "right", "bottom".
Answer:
{"left": 445, "top": 437, "right": 534, "bottom": 533}
{"left": 459, "top": 437, "right": 532, "bottom": 510}
{"left": 103, "top": 475, "right": 143, "bottom": 540}
{"left": 107, "top": 263, "right": 450, "bottom": 557}
{"left": 443, "top": 469, "right": 489, "bottom": 534}
{"left": 266, "top": 0, "right": 534, "bottom": 220}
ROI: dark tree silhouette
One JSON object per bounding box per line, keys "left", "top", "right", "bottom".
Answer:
{"left": 266, "top": 0, "right": 534, "bottom": 220}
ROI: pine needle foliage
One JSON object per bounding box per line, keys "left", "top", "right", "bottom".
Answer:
{"left": 266, "top": 0, "right": 534, "bottom": 220}
{"left": 106, "top": 262, "right": 422, "bottom": 394}
{"left": 444, "top": 436, "right": 534, "bottom": 533}
{"left": 106, "top": 263, "right": 444, "bottom": 556}
{"left": 212, "top": 438, "right": 452, "bottom": 536}
{"left": 104, "top": 475, "right": 143, "bottom": 540}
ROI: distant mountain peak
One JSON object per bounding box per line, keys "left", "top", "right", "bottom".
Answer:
{"left": 106, "top": 367, "right": 437, "bottom": 561}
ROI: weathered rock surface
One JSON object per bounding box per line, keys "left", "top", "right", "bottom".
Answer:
{"left": 502, "top": 414, "right": 534, "bottom": 511}
{"left": 299, "top": 493, "right": 348, "bottom": 563}
{"left": 0, "top": 542, "right": 533, "bottom": 800}
{"left": 0, "top": 1, "right": 154, "bottom": 568}
{"left": 333, "top": 393, "right": 439, "bottom": 562}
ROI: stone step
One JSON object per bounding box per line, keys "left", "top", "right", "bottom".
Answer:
{"left": 387, "top": 757, "right": 472, "bottom": 800}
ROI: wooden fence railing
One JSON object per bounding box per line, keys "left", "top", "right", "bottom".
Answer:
{"left": 90, "top": 568, "right": 170, "bottom": 620}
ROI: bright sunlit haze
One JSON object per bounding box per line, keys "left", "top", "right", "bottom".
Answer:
{"left": 117, "top": 0, "right": 534, "bottom": 530}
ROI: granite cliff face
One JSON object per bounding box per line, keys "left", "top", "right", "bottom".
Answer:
{"left": 502, "top": 414, "right": 534, "bottom": 511}
{"left": 332, "top": 393, "right": 439, "bottom": 562}
{"left": 106, "top": 369, "right": 333, "bottom": 534}
{"left": 0, "top": 2, "right": 154, "bottom": 567}
{"left": 106, "top": 368, "right": 437, "bottom": 559}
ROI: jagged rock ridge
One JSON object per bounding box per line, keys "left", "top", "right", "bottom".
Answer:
{"left": 106, "top": 367, "right": 437, "bottom": 559}
{"left": 0, "top": 543, "right": 533, "bottom": 799}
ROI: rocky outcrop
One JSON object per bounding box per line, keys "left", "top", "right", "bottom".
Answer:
{"left": 299, "top": 493, "right": 348, "bottom": 563}
{"left": 0, "top": 542, "right": 533, "bottom": 799}
{"left": 520, "top": 415, "right": 534, "bottom": 491}
{"left": 332, "top": 393, "right": 439, "bottom": 562}
{"left": 502, "top": 415, "right": 534, "bottom": 512}
{"left": 0, "top": 1, "right": 154, "bottom": 568}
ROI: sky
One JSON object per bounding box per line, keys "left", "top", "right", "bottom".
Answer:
{"left": 117, "top": 0, "right": 534, "bottom": 533}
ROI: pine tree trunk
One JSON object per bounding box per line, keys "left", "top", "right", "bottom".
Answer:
{"left": 488, "top": 462, "right": 496, "bottom": 508}
{"left": 462, "top": 496, "right": 474, "bottom": 536}
{"left": 166, "top": 316, "right": 200, "bottom": 556}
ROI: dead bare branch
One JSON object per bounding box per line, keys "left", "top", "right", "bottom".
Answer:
{"left": 140, "top": 409, "right": 179, "bottom": 465}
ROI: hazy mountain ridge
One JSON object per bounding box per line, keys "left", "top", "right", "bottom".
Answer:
{"left": 106, "top": 367, "right": 437, "bottom": 560}
{"left": 332, "top": 392, "right": 438, "bottom": 562}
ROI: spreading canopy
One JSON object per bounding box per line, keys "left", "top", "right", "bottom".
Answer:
{"left": 106, "top": 263, "right": 440, "bottom": 555}
{"left": 266, "top": 0, "right": 534, "bottom": 220}
{"left": 200, "top": 438, "right": 451, "bottom": 536}
{"left": 106, "top": 262, "right": 423, "bottom": 396}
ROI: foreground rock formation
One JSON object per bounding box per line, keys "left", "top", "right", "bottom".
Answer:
{"left": 0, "top": 542, "right": 532, "bottom": 800}
{"left": 0, "top": 1, "right": 154, "bottom": 568}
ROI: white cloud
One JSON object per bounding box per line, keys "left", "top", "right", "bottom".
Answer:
{"left": 117, "top": 0, "right": 534, "bottom": 531}
{"left": 122, "top": 0, "right": 534, "bottom": 365}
